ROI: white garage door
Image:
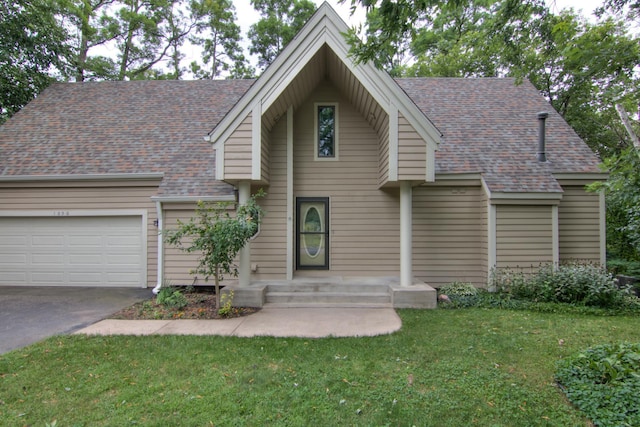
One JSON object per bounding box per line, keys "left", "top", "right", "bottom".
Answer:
{"left": 0, "top": 216, "right": 145, "bottom": 287}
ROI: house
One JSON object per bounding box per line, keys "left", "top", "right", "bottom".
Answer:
{"left": 0, "top": 3, "right": 605, "bottom": 308}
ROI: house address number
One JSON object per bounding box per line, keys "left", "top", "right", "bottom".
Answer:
{"left": 53, "top": 211, "right": 70, "bottom": 216}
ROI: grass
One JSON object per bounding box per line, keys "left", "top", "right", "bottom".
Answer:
{"left": 1, "top": 309, "right": 640, "bottom": 426}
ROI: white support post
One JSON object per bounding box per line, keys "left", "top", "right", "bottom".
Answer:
{"left": 153, "top": 200, "right": 164, "bottom": 294}
{"left": 599, "top": 190, "right": 606, "bottom": 265}
{"left": 286, "top": 106, "right": 294, "bottom": 280}
{"left": 238, "top": 181, "right": 251, "bottom": 286}
{"left": 552, "top": 205, "right": 559, "bottom": 267}
{"left": 400, "top": 181, "right": 413, "bottom": 287}
{"left": 487, "top": 203, "right": 497, "bottom": 290}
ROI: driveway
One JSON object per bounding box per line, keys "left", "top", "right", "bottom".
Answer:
{"left": 0, "top": 286, "right": 151, "bottom": 354}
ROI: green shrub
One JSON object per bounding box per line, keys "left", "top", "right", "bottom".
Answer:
{"left": 218, "top": 290, "right": 234, "bottom": 317}
{"left": 438, "top": 282, "right": 479, "bottom": 307}
{"left": 491, "top": 263, "right": 629, "bottom": 308}
{"left": 556, "top": 343, "right": 640, "bottom": 426}
{"left": 156, "top": 286, "right": 188, "bottom": 309}
{"left": 607, "top": 258, "right": 640, "bottom": 277}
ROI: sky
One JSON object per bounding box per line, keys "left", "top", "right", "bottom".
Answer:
{"left": 231, "top": 0, "right": 605, "bottom": 33}
{"left": 192, "top": 0, "right": 605, "bottom": 73}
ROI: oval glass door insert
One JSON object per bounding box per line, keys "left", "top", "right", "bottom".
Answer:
{"left": 302, "top": 206, "right": 323, "bottom": 258}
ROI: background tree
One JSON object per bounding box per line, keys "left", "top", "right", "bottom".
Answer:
{"left": 164, "top": 192, "right": 264, "bottom": 310}
{"left": 0, "top": 0, "right": 70, "bottom": 123}
{"left": 65, "top": 0, "right": 119, "bottom": 81}
{"left": 247, "top": 0, "right": 316, "bottom": 71}
{"left": 189, "top": 0, "right": 250, "bottom": 79}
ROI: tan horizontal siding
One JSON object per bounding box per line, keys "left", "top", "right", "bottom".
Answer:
{"left": 163, "top": 206, "right": 239, "bottom": 286}
{"left": 413, "top": 186, "right": 486, "bottom": 287}
{"left": 378, "top": 115, "right": 390, "bottom": 186}
{"left": 224, "top": 112, "right": 253, "bottom": 180}
{"left": 496, "top": 204, "right": 553, "bottom": 269}
{"left": 250, "top": 116, "right": 288, "bottom": 280}
{"left": 558, "top": 185, "right": 601, "bottom": 263}
{"left": 398, "top": 113, "right": 426, "bottom": 181}
{"left": 0, "top": 184, "right": 158, "bottom": 287}
{"left": 291, "top": 80, "right": 400, "bottom": 277}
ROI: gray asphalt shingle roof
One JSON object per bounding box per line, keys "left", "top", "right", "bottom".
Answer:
{"left": 0, "top": 78, "right": 602, "bottom": 197}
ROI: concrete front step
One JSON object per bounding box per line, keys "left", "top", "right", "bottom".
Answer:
{"left": 265, "top": 282, "right": 391, "bottom": 307}
{"left": 223, "top": 279, "right": 437, "bottom": 308}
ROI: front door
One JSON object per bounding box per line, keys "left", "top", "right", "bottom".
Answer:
{"left": 296, "top": 198, "right": 329, "bottom": 270}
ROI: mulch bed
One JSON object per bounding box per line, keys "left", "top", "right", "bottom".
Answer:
{"left": 110, "top": 291, "right": 259, "bottom": 320}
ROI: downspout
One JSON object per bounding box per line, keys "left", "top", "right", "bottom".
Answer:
{"left": 152, "top": 200, "right": 164, "bottom": 294}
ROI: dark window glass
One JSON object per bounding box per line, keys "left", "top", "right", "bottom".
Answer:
{"left": 317, "top": 105, "right": 335, "bottom": 158}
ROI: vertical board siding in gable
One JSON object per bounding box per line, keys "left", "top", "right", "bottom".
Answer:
{"left": 0, "top": 184, "right": 158, "bottom": 287}
{"left": 558, "top": 184, "right": 601, "bottom": 263}
{"left": 398, "top": 113, "right": 427, "bottom": 181}
{"left": 224, "top": 112, "right": 253, "bottom": 180}
{"left": 412, "top": 186, "right": 486, "bottom": 287}
{"left": 293, "top": 81, "right": 400, "bottom": 276}
{"left": 496, "top": 205, "right": 553, "bottom": 269}
{"left": 250, "top": 117, "right": 288, "bottom": 279}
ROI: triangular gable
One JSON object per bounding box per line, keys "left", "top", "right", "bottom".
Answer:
{"left": 207, "top": 1, "right": 441, "bottom": 183}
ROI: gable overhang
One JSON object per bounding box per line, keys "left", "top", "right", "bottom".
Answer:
{"left": 207, "top": 2, "right": 441, "bottom": 183}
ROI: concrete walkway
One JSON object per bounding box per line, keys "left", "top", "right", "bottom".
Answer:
{"left": 76, "top": 307, "right": 402, "bottom": 338}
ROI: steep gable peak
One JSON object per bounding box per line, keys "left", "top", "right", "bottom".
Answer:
{"left": 208, "top": 2, "right": 440, "bottom": 154}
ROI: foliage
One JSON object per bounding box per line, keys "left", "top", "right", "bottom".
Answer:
{"left": 591, "top": 148, "right": 640, "bottom": 262}
{"left": 247, "top": 0, "right": 316, "bottom": 71}
{"left": 188, "top": 0, "right": 252, "bottom": 79}
{"left": 164, "top": 190, "right": 264, "bottom": 309}
{"left": 438, "top": 281, "right": 479, "bottom": 307}
{"left": 217, "top": 290, "right": 234, "bottom": 317}
{"left": 156, "top": 286, "right": 188, "bottom": 309}
{"left": 0, "top": 0, "right": 71, "bottom": 123}
{"left": 556, "top": 343, "right": 640, "bottom": 427}
{"left": 490, "top": 263, "right": 628, "bottom": 308}
{"left": 608, "top": 258, "right": 640, "bottom": 277}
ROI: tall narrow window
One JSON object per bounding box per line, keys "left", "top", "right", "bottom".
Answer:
{"left": 315, "top": 103, "right": 338, "bottom": 160}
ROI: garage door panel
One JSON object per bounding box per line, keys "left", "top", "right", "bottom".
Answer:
{"left": 32, "top": 254, "right": 65, "bottom": 265}
{"left": 0, "top": 216, "right": 144, "bottom": 287}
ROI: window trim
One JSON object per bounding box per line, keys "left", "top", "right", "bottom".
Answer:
{"left": 314, "top": 102, "right": 339, "bottom": 161}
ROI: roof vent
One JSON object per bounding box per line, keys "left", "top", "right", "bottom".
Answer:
{"left": 537, "top": 111, "right": 549, "bottom": 162}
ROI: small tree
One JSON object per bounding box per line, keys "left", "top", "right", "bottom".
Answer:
{"left": 164, "top": 191, "right": 264, "bottom": 310}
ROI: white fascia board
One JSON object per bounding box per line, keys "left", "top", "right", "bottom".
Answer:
{"left": 388, "top": 103, "right": 399, "bottom": 181}
{"left": 481, "top": 176, "right": 562, "bottom": 202}
{"left": 489, "top": 192, "right": 563, "bottom": 201}
{"left": 150, "top": 195, "right": 236, "bottom": 203}
{"left": 0, "top": 209, "right": 147, "bottom": 217}
{"left": 434, "top": 173, "right": 483, "bottom": 181}
{"left": 553, "top": 172, "right": 609, "bottom": 181}
{"left": 0, "top": 173, "right": 164, "bottom": 182}
{"left": 252, "top": 103, "right": 262, "bottom": 181}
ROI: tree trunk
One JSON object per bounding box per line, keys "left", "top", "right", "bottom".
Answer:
{"left": 214, "top": 264, "right": 221, "bottom": 310}
{"left": 615, "top": 103, "right": 640, "bottom": 155}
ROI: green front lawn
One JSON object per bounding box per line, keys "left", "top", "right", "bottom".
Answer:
{"left": 2, "top": 309, "right": 639, "bottom": 426}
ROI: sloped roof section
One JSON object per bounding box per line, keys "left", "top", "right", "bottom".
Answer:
{"left": 397, "top": 78, "right": 603, "bottom": 193}
{"left": 0, "top": 80, "right": 253, "bottom": 197}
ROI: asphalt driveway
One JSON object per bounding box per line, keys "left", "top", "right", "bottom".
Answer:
{"left": 0, "top": 286, "right": 151, "bottom": 354}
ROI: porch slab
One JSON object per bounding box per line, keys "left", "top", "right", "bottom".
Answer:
{"left": 390, "top": 283, "right": 438, "bottom": 309}
{"left": 221, "top": 283, "right": 267, "bottom": 308}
